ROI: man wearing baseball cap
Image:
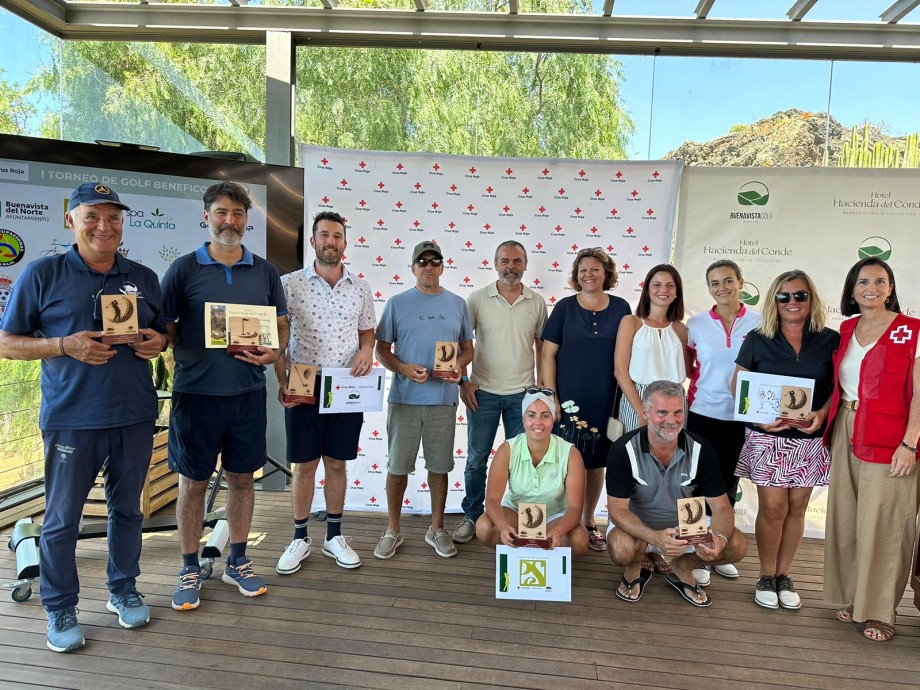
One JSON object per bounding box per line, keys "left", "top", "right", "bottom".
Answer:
{"left": 0, "top": 182, "right": 167, "bottom": 652}
{"left": 374, "top": 239, "right": 473, "bottom": 559}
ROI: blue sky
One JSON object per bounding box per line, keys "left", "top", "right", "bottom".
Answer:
{"left": 2, "top": 1, "right": 918, "bottom": 159}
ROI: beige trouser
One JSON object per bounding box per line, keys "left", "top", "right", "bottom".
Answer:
{"left": 824, "top": 407, "right": 920, "bottom": 626}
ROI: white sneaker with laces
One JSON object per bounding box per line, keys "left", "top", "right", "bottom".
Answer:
{"left": 276, "top": 537, "right": 311, "bottom": 575}
{"left": 323, "top": 535, "right": 361, "bottom": 569}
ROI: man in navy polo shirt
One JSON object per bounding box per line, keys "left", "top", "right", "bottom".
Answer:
{"left": 161, "top": 181, "right": 288, "bottom": 611}
{"left": 0, "top": 182, "right": 167, "bottom": 653}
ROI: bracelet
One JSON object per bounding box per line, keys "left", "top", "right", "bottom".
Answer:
{"left": 899, "top": 441, "right": 917, "bottom": 453}
{"left": 715, "top": 533, "right": 729, "bottom": 544}
{"left": 58, "top": 336, "right": 66, "bottom": 357}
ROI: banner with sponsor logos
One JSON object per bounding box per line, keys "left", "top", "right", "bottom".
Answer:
{"left": 675, "top": 167, "right": 920, "bottom": 537}
{"left": 301, "top": 144, "right": 682, "bottom": 515}
{"left": 0, "top": 159, "right": 268, "bottom": 317}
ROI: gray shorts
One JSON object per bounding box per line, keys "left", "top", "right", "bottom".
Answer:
{"left": 386, "top": 403, "right": 456, "bottom": 475}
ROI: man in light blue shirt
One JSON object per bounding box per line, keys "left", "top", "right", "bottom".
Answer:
{"left": 374, "top": 240, "right": 473, "bottom": 560}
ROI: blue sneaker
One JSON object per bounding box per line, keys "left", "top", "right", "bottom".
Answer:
{"left": 172, "top": 565, "right": 202, "bottom": 611}
{"left": 106, "top": 587, "right": 150, "bottom": 628}
{"left": 221, "top": 558, "right": 267, "bottom": 597}
{"left": 46, "top": 607, "right": 85, "bottom": 653}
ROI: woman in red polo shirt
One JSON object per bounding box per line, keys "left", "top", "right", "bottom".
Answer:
{"left": 823, "top": 258, "right": 920, "bottom": 642}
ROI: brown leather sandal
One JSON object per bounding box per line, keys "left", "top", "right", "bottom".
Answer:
{"left": 835, "top": 606, "right": 854, "bottom": 623}
{"left": 863, "top": 620, "right": 895, "bottom": 641}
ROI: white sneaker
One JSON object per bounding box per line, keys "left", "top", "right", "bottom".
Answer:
{"left": 322, "top": 535, "right": 361, "bottom": 569}
{"left": 754, "top": 575, "right": 779, "bottom": 609}
{"left": 776, "top": 574, "right": 801, "bottom": 609}
{"left": 691, "top": 565, "right": 711, "bottom": 587}
{"left": 276, "top": 538, "right": 311, "bottom": 575}
{"left": 715, "top": 563, "right": 740, "bottom": 578}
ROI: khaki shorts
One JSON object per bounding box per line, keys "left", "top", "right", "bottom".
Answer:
{"left": 386, "top": 403, "right": 456, "bottom": 475}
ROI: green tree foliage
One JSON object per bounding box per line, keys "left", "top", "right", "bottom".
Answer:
{"left": 0, "top": 69, "right": 35, "bottom": 135}
{"left": 29, "top": 0, "right": 632, "bottom": 159}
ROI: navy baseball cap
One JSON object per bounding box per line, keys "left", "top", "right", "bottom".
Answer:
{"left": 68, "top": 182, "right": 130, "bottom": 212}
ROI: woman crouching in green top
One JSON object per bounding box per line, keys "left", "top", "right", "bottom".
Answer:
{"left": 476, "top": 387, "right": 589, "bottom": 556}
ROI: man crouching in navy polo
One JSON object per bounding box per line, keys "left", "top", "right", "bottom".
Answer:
{"left": 0, "top": 182, "right": 167, "bottom": 652}
{"left": 161, "top": 182, "right": 288, "bottom": 611}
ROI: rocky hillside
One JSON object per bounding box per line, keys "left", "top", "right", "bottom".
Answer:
{"left": 663, "top": 108, "right": 911, "bottom": 167}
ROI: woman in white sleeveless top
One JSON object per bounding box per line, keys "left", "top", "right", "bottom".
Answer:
{"left": 615, "top": 264, "right": 690, "bottom": 432}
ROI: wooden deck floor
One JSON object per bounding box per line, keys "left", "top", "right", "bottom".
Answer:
{"left": 1, "top": 490, "right": 919, "bottom": 689}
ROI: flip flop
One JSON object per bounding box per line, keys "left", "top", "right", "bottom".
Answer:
{"left": 615, "top": 568, "right": 652, "bottom": 603}
{"left": 648, "top": 552, "right": 672, "bottom": 575}
{"left": 664, "top": 572, "right": 712, "bottom": 608}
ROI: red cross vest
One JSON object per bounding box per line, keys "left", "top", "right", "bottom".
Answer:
{"left": 824, "top": 313, "right": 920, "bottom": 463}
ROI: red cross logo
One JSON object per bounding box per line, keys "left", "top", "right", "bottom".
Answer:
{"left": 413, "top": 220, "right": 420, "bottom": 228}
{"left": 358, "top": 272, "right": 364, "bottom": 279}
{"left": 414, "top": 182, "right": 422, "bottom": 190}
{"left": 615, "top": 171, "right": 623, "bottom": 178}
{"left": 574, "top": 207, "right": 582, "bottom": 214}
{"left": 404, "top": 499, "right": 410, "bottom": 505}
{"left": 374, "top": 291, "right": 382, "bottom": 298}
{"left": 627, "top": 227, "right": 634, "bottom": 234}
{"left": 623, "top": 263, "right": 630, "bottom": 271}
{"left": 370, "top": 497, "right": 377, "bottom": 503}
{"left": 376, "top": 219, "right": 384, "bottom": 227}
{"left": 359, "top": 161, "right": 367, "bottom": 169}
{"left": 467, "top": 204, "right": 475, "bottom": 212}
{"left": 456, "top": 448, "right": 463, "bottom": 455}
{"left": 555, "top": 225, "right": 562, "bottom": 232}
{"left": 653, "top": 170, "right": 660, "bottom": 178}
{"left": 536, "top": 243, "right": 543, "bottom": 250}
{"left": 458, "top": 415, "right": 465, "bottom": 423}
{"left": 463, "top": 276, "right": 471, "bottom": 284}
{"left": 340, "top": 179, "right": 348, "bottom": 186}
{"left": 503, "top": 205, "right": 510, "bottom": 212}
{"left": 647, "top": 208, "right": 654, "bottom": 215}
{"left": 433, "top": 163, "right": 440, "bottom": 171}
{"left": 891, "top": 325, "right": 913, "bottom": 344}
{"left": 538, "top": 206, "right": 545, "bottom": 213}
{"left": 465, "top": 240, "right": 473, "bottom": 248}
{"left": 321, "top": 157, "right": 328, "bottom": 165}
{"left": 482, "top": 259, "right": 489, "bottom": 266}
{"left": 431, "top": 202, "right": 439, "bottom": 209}
{"left": 578, "top": 170, "right": 586, "bottom": 177}
{"left": 358, "top": 236, "right": 366, "bottom": 243}
{"left": 322, "top": 196, "right": 329, "bottom": 204}
{"left": 377, "top": 181, "right": 385, "bottom": 189}
{"left": 558, "top": 187, "right": 566, "bottom": 195}
{"left": 372, "top": 464, "right": 378, "bottom": 470}
{"left": 642, "top": 245, "right": 649, "bottom": 252}
{"left": 549, "top": 296, "right": 556, "bottom": 304}
{"left": 358, "top": 199, "right": 366, "bottom": 207}
{"left": 571, "top": 244, "right": 578, "bottom": 251}
{"left": 393, "top": 274, "right": 400, "bottom": 281}
{"left": 590, "top": 226, "right": 598, "bottom": 234}
{"left": 552, "top": 261, "right": 559, "bottom": 268}
{"left": 520, "top": 224, "right": 527, "bottom": 231}
{"left": 372, "top": 430, "right": 380, "bottom": 436}
{"left": 631, "top": 189, "right": 638, "bottom": 197}
{"left": 486, "top": 186, "right": 494, "bottom": 194}
{"left": 447, "top": 258, "right": 454, "bottom": 265}
{"left": 542, "top": 168, "right": 550, "bottom": 175}
{"left": 469, "top": 166, "right": 477, "bottom": 174}
{"left": 606, "top": 245, "right": 614, "bottom": 252}
{"left": 354, "top": 479, "right": 361, "bottom": 486}
{"left": 421, "top": 482, "right": 428, "bottom": 489}
{"left": 506, "top": 167, "right": 514, "bottom": 175}
{"left": 454, "top": 482, "right": 461, "bottom": 489}
{"left": 611, "top": 208, "right": 618, "bottom": 215}
{"left": 533, "top": 278, "right": 541, "bottom": 286}
{"left": 396, "top": 163, "right": 404, "bottom": 171}
{"left": 319, "top": 479, "right": 325, "bottom": 486}
{"left": 375, "top": 256, "right": 383, "bottom": 262}
{"left": 595, "top": 189, "right": 602, "bottom": 196}
{"left": 450, "top": 184, "right": 458, "bottom": 191}
{"left": 394, "top": 238, "right": 402, "bottom": 245}
{"left": 522, "top": 187, "right": 530, "bottom": 194}
{"left": 484, "top": 223, "right": 491, "bottom": 231}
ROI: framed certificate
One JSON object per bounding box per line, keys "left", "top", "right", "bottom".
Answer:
{"left": 734, "top": 371, "right": 815, "bottom": 425}
{"left": 318, "top": 367, "right": 386, "bottom": 414}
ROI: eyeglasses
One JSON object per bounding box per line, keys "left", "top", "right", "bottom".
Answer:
{"left": 775, "top": 291, "right": 810, "bottom": 303}
{"left": 525, "top": 386, "right": 555, "bottom": 396}
{"left": 415, "top": 257, "right": 443, "bottom": 267}
{"left": 576, "top": 247, "right": 604, "bottom": 256}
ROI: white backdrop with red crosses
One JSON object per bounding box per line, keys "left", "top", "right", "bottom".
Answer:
{"left": 299, "top": 144, "right": 682, "bottom": 516}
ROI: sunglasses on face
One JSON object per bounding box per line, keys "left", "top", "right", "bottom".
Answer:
{"left": 525, "top": 386, "right": 555, "bottom": 396}
{"left": 415, "top": 257, "right": 443, "bottom": 267}
{"left": 775, "top": 290, "right": 810, "bottom": 303}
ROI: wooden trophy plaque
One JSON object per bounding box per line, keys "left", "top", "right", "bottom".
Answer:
{"left": 778, "top": 384, "right": 812, "bottom": 428}
{"left": 431, "top": 341, "right": 458, "bottom": 379}
{"left": 100, "top": 293, "right": 142, "bottom": 344}
{"left": 227, "top": 316, "right": 262, "bottom": 355}
{"left": 285, "top": 364, "right": 318, "bottom": 404}
{"left": 676, "top": 497, "right": 713, "bottom": 546}
{"left": 512, "top": 502, "right": 552, "bottom": 549}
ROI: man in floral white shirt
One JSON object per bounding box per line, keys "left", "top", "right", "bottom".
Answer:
{"left": 274, "top": 211, "right": 376, "bottom": 573}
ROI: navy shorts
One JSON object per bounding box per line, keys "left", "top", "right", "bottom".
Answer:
{"left": 284, "top": 402, "right": 363, "bottom": 463}
{"left": 168, "top": 388, "right": 267, "bottom": 481}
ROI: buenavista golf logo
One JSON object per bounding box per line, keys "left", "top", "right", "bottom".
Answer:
{"left": 858, "top": 236, "right": 891, "bottom": 261}
{"left": 737, "top": 182, "right": 770, "bottom": 207}
{"left": 739, "top": 281, "right": 760, "bottom": 306}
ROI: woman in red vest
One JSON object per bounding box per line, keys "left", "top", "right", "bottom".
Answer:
{"left": 824, "top": 258, "right": 920, "bottom": 642}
